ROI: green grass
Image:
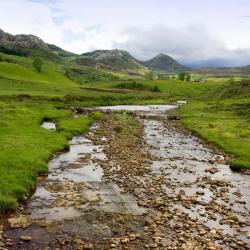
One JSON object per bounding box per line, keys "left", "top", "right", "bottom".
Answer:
{"left": 87, "top": 79, "right": 219, "bottom": 100}
{"left": 180, "top": 84, "right": 250, "bottom": 170}
{"left": 0, "top": 62, "right": 74, "bottom": 85}
{"left": 0, "top": 100, "right": 92, "bottom": 213}
{"left": 113, "top": 113, "right": 140, "bottom": 137}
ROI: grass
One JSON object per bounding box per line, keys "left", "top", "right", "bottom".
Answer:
{"left": 0, "top": 62, "right": 74, "bottom": 85}
{"left": 180, "top": 80, "right": 250, "bottom": 170}
{"left": 0, "top": 100, "right": 93, "bottom": 213}
{"left": 113, "top": 113, "right": 140, "bottom": 137}
{"left": 88, "top": 79, "right": 219, "bottom": 100}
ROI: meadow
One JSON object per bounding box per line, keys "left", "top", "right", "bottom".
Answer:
{"left": 0, "top": 51, "right": 249, "bottom": 212}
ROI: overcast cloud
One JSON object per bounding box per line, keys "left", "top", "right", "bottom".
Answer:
{"left": 0, "top": 0, "right": 250, "bottom": 67}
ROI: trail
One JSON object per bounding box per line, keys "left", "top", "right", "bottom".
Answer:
{"left": 0, "top": 105, "right": 249, "bottom": 250}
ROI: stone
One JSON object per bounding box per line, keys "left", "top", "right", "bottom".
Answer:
{"left": 20, "top": 236, "right": 32, "bottom": 241}
{"left": 85, "top": 193, "right": 100, "bottom": 203}
{"left": 196, "top": 191, "right": 205, "bottom": 195}
{"left": 210, "top": 229, "right": 217, "bottom": 235}
{"left": 8, "top": 215, "right": 31, "bottom": 229}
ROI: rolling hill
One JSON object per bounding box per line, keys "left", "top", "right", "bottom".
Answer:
{"left": 75, "top": 49, "right": 150, "bottom": 76}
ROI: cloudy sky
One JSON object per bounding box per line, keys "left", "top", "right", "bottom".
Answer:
{"left": 1, "top": 0, "right": 250, "bottom": 67}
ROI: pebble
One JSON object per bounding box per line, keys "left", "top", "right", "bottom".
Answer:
{"left": 20, "top": 236, "right": 32, "bottom": 241}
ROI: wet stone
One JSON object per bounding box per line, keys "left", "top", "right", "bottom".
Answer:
{"left": 20, "top": 236, "right": 32, "bottom": 241}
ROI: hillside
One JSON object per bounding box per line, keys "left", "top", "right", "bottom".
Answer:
{"left": 75, "top": 49, "right": 150, "bottom": 76}
{"left": 47, "top": 44, "right": 76, "bottom": 57}
{"left": 0, "top": 29, "right": 59, "bottom": 60}
{"left": 141, "top": 53, "right": 189, "bottom": 72}
{"left": 194, "top": 65, "right": 250, "bottom": 75}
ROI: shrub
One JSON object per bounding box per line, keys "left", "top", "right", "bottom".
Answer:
{"left": 33, "top": 58, "right": 43, "bottom": 73}
{"left": 0, "top": 54, "right": 4, "bottom": 62}
{"left": 151, "top": 85, "right": 161, "bottom": 92}
{"left": 90, "top": 111, "right": 103, "bottom": 120}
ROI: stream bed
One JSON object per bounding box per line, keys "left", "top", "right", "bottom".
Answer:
{"left": 1, "top": 105, "right": 249, "bottom": 249}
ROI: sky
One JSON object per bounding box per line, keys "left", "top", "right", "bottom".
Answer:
{"left": 1, "top": 0, "right": 250, "bottom": 67}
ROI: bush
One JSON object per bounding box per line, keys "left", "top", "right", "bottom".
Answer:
{"left": 0, "top": 54, "right": 4, "bottom": 62}
{"left": 33, "top": 58, "right": 43, "bottom": 73}
{"left": 90, "top": 111, "right": 103, "bottom": 120}
{"left": 151, "top": 85, "right": 161, "bottom": 92}
{"left": 114, "top": 80, "right": 146, "bottom": 90}
{"left": 178, "top": 72, "right": 186, "bottom": 81}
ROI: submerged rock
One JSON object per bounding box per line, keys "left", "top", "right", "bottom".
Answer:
{"left": 8, "top": 215, "right": 31, "bottom": 229}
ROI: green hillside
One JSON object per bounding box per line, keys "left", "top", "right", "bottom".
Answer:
{"left": 76, "top": 49, "right": 150, "bottom": 76}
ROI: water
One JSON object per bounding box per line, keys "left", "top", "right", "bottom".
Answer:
{"left": 41, "top": 121, "right": 56, "bottom": 131}
{"left": 3, "top": 105, "right": 250, "bottom": 249}
{"left": 94, "top": 104, "right": 177, "bottom": 116}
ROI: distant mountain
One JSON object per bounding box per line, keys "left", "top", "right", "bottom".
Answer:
{"left": 193, "top": 65, "right": 250, "bottom": 75}
{"left": 3, "top": 28, "right": 250, "bottom": 77}
{"left": 141, "top": 53, "right": 189, "bottom": 72}
{"left": 75, "top": 49, "right": 149, "bottom": 76}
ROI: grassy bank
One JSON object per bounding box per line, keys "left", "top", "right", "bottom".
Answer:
{"left": 180, "top": 80, "right": 250, "bottom": 170}
{"left": 0, "top": 100, "right": 93, "bottom": 213}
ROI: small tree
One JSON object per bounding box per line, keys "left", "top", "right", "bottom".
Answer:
{"left": 185, "top": 73, "right": 191, "bottom": 82}
{"left": 0, "top": 54, "right": 4, "bottom": 62}
{"left": 178, "top": 72, "right": 185, "bottom": 81}
{"left": 33, "top": 58, "right": 43, "bottom": 73}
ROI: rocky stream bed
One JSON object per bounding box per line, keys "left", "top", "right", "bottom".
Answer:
{"left": 0, "top": 105, "right": 249, "bottom": 250}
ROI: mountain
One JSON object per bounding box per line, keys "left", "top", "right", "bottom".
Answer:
{"left": 75, "top": 49, "right": 149, "bottom": 76}
{"left": 47, "top": 44, "right": 76, "bottom": 57}
{"left": 141, "top": 53, "right": 189, "bottom": 72}
{"left": 0, "top": 29, "right": 71, "bottom": 61}
{"left": 0, "top": 29, "right": 48, "bottom": 50}
{"left": 0, "top": 29, "right": 55, "bottom": 58}
{"left": 193, "top": 65, "right": 250, "bottom": 75}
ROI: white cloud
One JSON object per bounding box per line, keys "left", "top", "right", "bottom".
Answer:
{"left": 115, "top": 25, "right": 250, "bottom": 66}
{"left": 0, "top": 0, "right": 250, "bottom": 66}
{"left": 0, "top": 0, "right": 63, "bottom": 45}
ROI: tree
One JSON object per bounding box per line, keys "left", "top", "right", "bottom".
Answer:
{"left": 185, "top": 73, "right": 191, "bottom": 82}
{"left": 145, "top": 71, "right": 154, "bottom": 80}
{"left": 178, "top": 72, "right": 185, "bottom": 81}
{"left": 0, "top": 54, "right": 4, "bottom": 62}
{"left": 33, "top": 58, "right": 43, "bottom": 73}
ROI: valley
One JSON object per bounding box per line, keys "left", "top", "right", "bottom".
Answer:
{"left": 0, "top": 28, "right": 249, "bottom": 249}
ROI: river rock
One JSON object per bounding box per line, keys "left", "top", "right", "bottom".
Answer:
{"left": 8, "top": 215, "right": 31, "bottom": 229}
{"left": 20, "top": 236, "right": 32, "bottom": 241}
{"left": 85, "top": 193, "right": 100, "bottom": 203}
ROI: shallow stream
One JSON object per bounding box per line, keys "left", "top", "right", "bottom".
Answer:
{"left": 1, "top": 105, "right": 249, "bottom": 249}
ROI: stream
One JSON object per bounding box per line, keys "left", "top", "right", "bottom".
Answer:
{"left": 0, "top": 105, "right": 249, "bottom": 249}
